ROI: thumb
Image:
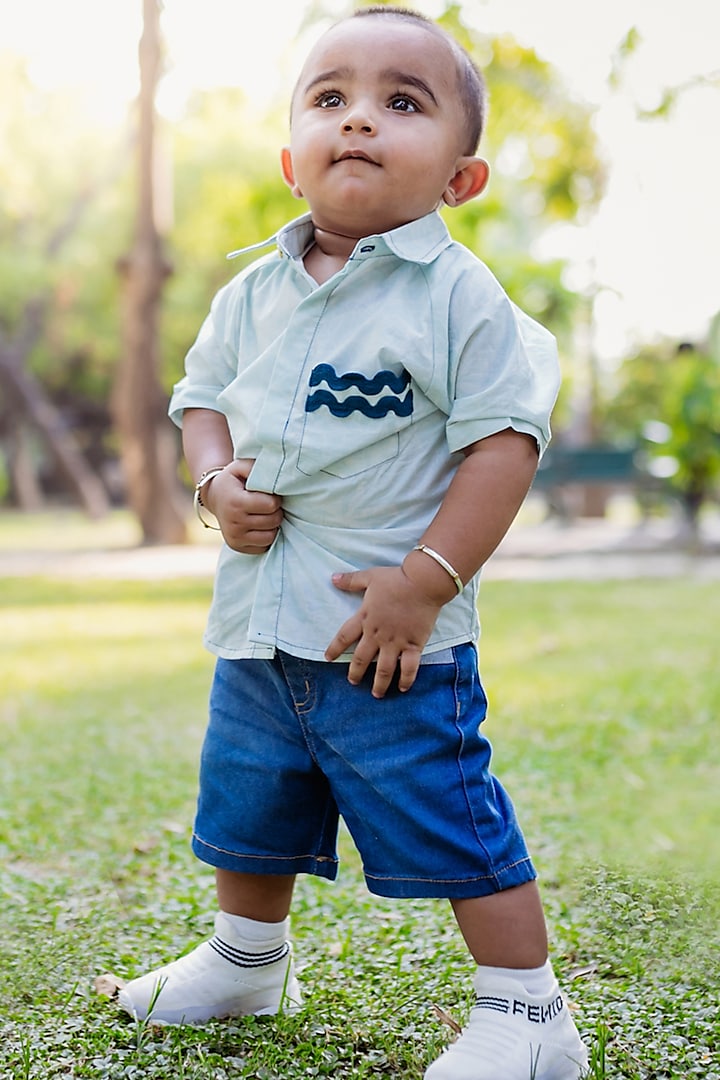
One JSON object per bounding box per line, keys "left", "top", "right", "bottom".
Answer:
{"left": 226, "top": 457, "right": 255, "bottom": 483}
{"left": 331, "top": 570, "right": 368, "bottom": 593}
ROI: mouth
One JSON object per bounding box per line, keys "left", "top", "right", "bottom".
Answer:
{"left": 335, "top": 150, "right": 379, "bottom": 166}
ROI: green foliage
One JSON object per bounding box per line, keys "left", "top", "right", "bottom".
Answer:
{"left": 0, "top": 55, "right": 131, "bottom": 372}
{"left": 440, "top": 9, "right": 604, "bottom": 340}
{"left": 162, "top": 88, "right": 297, "bottom": 387}
{"left": 662, "top": 346, "right": 720, "bottom": 490}
{"left": 609, "top": 24, "right": 720, "bottom": 122}
{"left": 608, "top": 26, "right": 642, "bottom": 91}
{"left": 0, "top": 55, "right": 136, "bottom": 490}
{"left": 602, "top": 337, "right": 720, "bottom": 519}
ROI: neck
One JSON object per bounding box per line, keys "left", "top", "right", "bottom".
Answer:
{"left": 311, "top": 221, "right": 364, "bottom": 242}
{"left": 311, "top": 222, "right": 363, "bottom": 260}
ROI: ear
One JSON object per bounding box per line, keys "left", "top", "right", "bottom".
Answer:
{"left": 281, "top": 147, "right": 304, "bottom": 199}
{"left": 442, "top": 157, "right": 489, "bottom": 208}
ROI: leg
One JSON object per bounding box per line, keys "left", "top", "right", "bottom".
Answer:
{"left": 118, "top": 871, "right": 302, "bottom": 1024}
{"left": 425, "top": 884, "right": 587, "bottom": 1080}
{"left": 451, "top": 880, "right": 548, "bottom": 968}
{"left": 116, "top": 658, "right": 337, "bottom": 1025}
{"left": 216, "top": 868, "right": 296, "bottom": 921}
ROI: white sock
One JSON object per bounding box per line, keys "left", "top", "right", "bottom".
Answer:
{"left": 211, "top": 911, "right": 290, "bottom": 970}
{"left": 219, "top": 911, "right": 289, "bottom": 943}
{"left": 218, "top": 915, "right": 289, "bottom": 941}
{"left": 476, "top": 959, "right": 558, "bottom": 997}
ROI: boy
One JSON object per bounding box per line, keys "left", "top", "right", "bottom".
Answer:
{"left": 118, "top": 8, "right": 588, "bottom": 1078}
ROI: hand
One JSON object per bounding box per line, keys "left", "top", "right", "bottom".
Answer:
{"left": 204, "top": 459, "right": 283, "bottom": 553}
{"left": 324, "top": 566, "right": 443, "bottom": 699}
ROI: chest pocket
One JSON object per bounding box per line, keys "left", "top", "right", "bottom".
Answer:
{"left": 297, "top": 363, "right": 414, "bottom": 479}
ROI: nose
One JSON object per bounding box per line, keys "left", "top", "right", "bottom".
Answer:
{"left": 341, "top": 103, "right": 376, "bottom": 136}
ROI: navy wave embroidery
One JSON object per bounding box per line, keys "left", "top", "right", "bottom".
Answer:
{"left": 305, "top": 364, "right": 413, "bottom": 418}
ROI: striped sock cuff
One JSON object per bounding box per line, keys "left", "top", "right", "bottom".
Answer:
{"left": 209, "top": 936, "right": 290, "bottom": 969}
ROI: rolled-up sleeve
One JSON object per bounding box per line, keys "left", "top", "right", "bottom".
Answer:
{"left": 445, "top": 277, "right": 561, "bottom": 458}
{"left": 168, "top": 281, "right": 244, "bottom": 428}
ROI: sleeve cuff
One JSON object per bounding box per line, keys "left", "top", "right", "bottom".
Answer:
{"left": 446, "top": 417, "right": 550, "bottom": 458}
{"left": 167, "top": 382, "right": 224, "bottom": 428}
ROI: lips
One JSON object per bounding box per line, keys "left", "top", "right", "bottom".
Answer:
{"left": 335, "top": 150, "right": 379, "bottom": 165}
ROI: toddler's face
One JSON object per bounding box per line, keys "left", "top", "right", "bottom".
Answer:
{"left": 282, "top": 16, "right": 485, "bottom": 236}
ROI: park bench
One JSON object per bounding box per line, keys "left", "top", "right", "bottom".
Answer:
{"left": 532, "top": 443, "right": 652, "bottom": 516}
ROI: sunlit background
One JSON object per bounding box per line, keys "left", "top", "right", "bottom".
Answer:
{"left": 5, "top": 0, "right": 719, "bottom": 363}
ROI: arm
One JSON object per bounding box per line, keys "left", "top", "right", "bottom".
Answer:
{"left": 183, "top": 407, "right": 283, "bottom": 554}
{"left": 404, "top": 428, "right": 539, "bottom": 594}
{"left": 325, "top": 428, "right": 538, "bottom": 698}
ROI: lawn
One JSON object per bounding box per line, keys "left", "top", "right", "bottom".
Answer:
{"left": 1, "top": 564, "right": 719, "bottom": 1079}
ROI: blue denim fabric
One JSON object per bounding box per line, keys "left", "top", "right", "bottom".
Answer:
{"left": 192, "top": 645, "right": 535, "bottom": 899}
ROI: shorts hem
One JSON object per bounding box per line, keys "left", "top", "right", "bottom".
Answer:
{"left": 363, "top": 857, "right": 537, "bottom": 899}
{"left": 192, "top": 834, "right": 339, "bottom": 881}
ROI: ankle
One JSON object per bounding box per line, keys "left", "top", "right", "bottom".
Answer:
{"left": 475, "top": 960, "right": 557, "bottom": 997}
{"left": 219, "top": 911, "right": 290, "bottom": 942}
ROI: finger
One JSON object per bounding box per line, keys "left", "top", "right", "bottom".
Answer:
{"left": 222, "top": 462, "right": 282, "bottom": 513}
{"left": 370, "top": 652, "right": 399, "bottom": 699}
{"left": 324, "top": 617, "right": 362, "bottom": 662}
{"left": 347, "top": 641, "right": 381, "bottom": 687}
{"left": 226, "top": 458, "right": 255, "bottom": 481}
{"left": 245, "top": 529, "right": 281, "bottom": 546}
{"left": 397, "top": 648, "right": 422, "bottom": 694}
{"left": 230, "top": 510, "right": 283, "bottom": 530}
{"left": 331, "top": 571, "right": 370, "bottom": 594}
{"left": 227, "top": 542, "right": 276, "bottom": 554}
{"left": 240, "top": 491, "right": 283, "bottom": 515}
{"left": 224, "top": 528, "right": 280, "bottom": 552}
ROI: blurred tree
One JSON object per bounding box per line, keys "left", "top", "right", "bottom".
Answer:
{"left": 162, "top": 87, "right": 296, "bottom": 382}
{"left": 653, "top": 342, "right": 720, "bottom": 536}
{"left": 112, "top": 0, "right": 187, "bottom": 544}
{"left": 609, "top": 24, "right": 720, "bottom": 120}
{"left": 444, "top": 19, "right": 603, "bottom": 329}
{"left": 602, "top": 327, "right": 720, "bottom": 537}
{"left": 0, "top": 47, "right": 291, "bottom": 520}
{"left": 0, "top": 56, "right": 115, "bottom": 516}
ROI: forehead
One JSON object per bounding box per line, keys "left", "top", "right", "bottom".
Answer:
{"left": 296, "top": 16, "right": 460, "bottom": 96}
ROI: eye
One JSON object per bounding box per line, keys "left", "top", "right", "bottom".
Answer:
{"left": 315, "top": 91, "right": 345, "bottom": 109}
{"left": 388, "top": 95, "right": 420, "bottom": 113}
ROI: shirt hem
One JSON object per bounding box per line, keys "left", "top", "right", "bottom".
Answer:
{"left": 203, "top": 633, "right": 477, "bottom": 662}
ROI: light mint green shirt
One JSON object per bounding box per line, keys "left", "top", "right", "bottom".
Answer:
{"left": 169, "top": 210, "right": 560, "bottom": 661}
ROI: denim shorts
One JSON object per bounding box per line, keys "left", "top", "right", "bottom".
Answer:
{"left": 192, "top": 644, "right": 535, "bottom": 899}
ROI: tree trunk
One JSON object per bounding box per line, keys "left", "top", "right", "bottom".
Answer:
{"left": 3, "top": 413, "right": 44, "bottom": 511}
{"left": 0, "top": 346, "right": 110, "bottom": 519}
{"left": 112, "top": 0, "right": 187, "bottom": 545}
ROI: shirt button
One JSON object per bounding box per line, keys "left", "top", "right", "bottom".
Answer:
{"left": 360, "top": 245, "right": 375, "bottom": 253}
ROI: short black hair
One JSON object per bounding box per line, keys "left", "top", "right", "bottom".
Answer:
{"left": 351, "top": 5, "right": 487, "bottom": 153}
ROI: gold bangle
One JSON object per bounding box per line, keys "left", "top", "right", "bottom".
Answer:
{"left": 413, "top": 544, "right": 464, "bottom": 594}
{"left": 193, "top": 466, "right": 229, "bottom": 530}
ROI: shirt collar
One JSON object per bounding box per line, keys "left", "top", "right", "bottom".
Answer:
{"left": 227, "top": 210, "right": 453, "bottom": 266}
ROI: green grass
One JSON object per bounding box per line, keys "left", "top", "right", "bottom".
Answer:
{"left": 0, "top": 509, "right": 145, "bottom": 552}
{"left": 1, "top": 568, "right": 719, "bottom": 1079}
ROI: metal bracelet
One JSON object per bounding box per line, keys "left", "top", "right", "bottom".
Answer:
{"left": 412, "top": 544, "right": 464, "bottom": 594}
{"left": 193, "top": 466, "right": 228, "bottom": 530}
